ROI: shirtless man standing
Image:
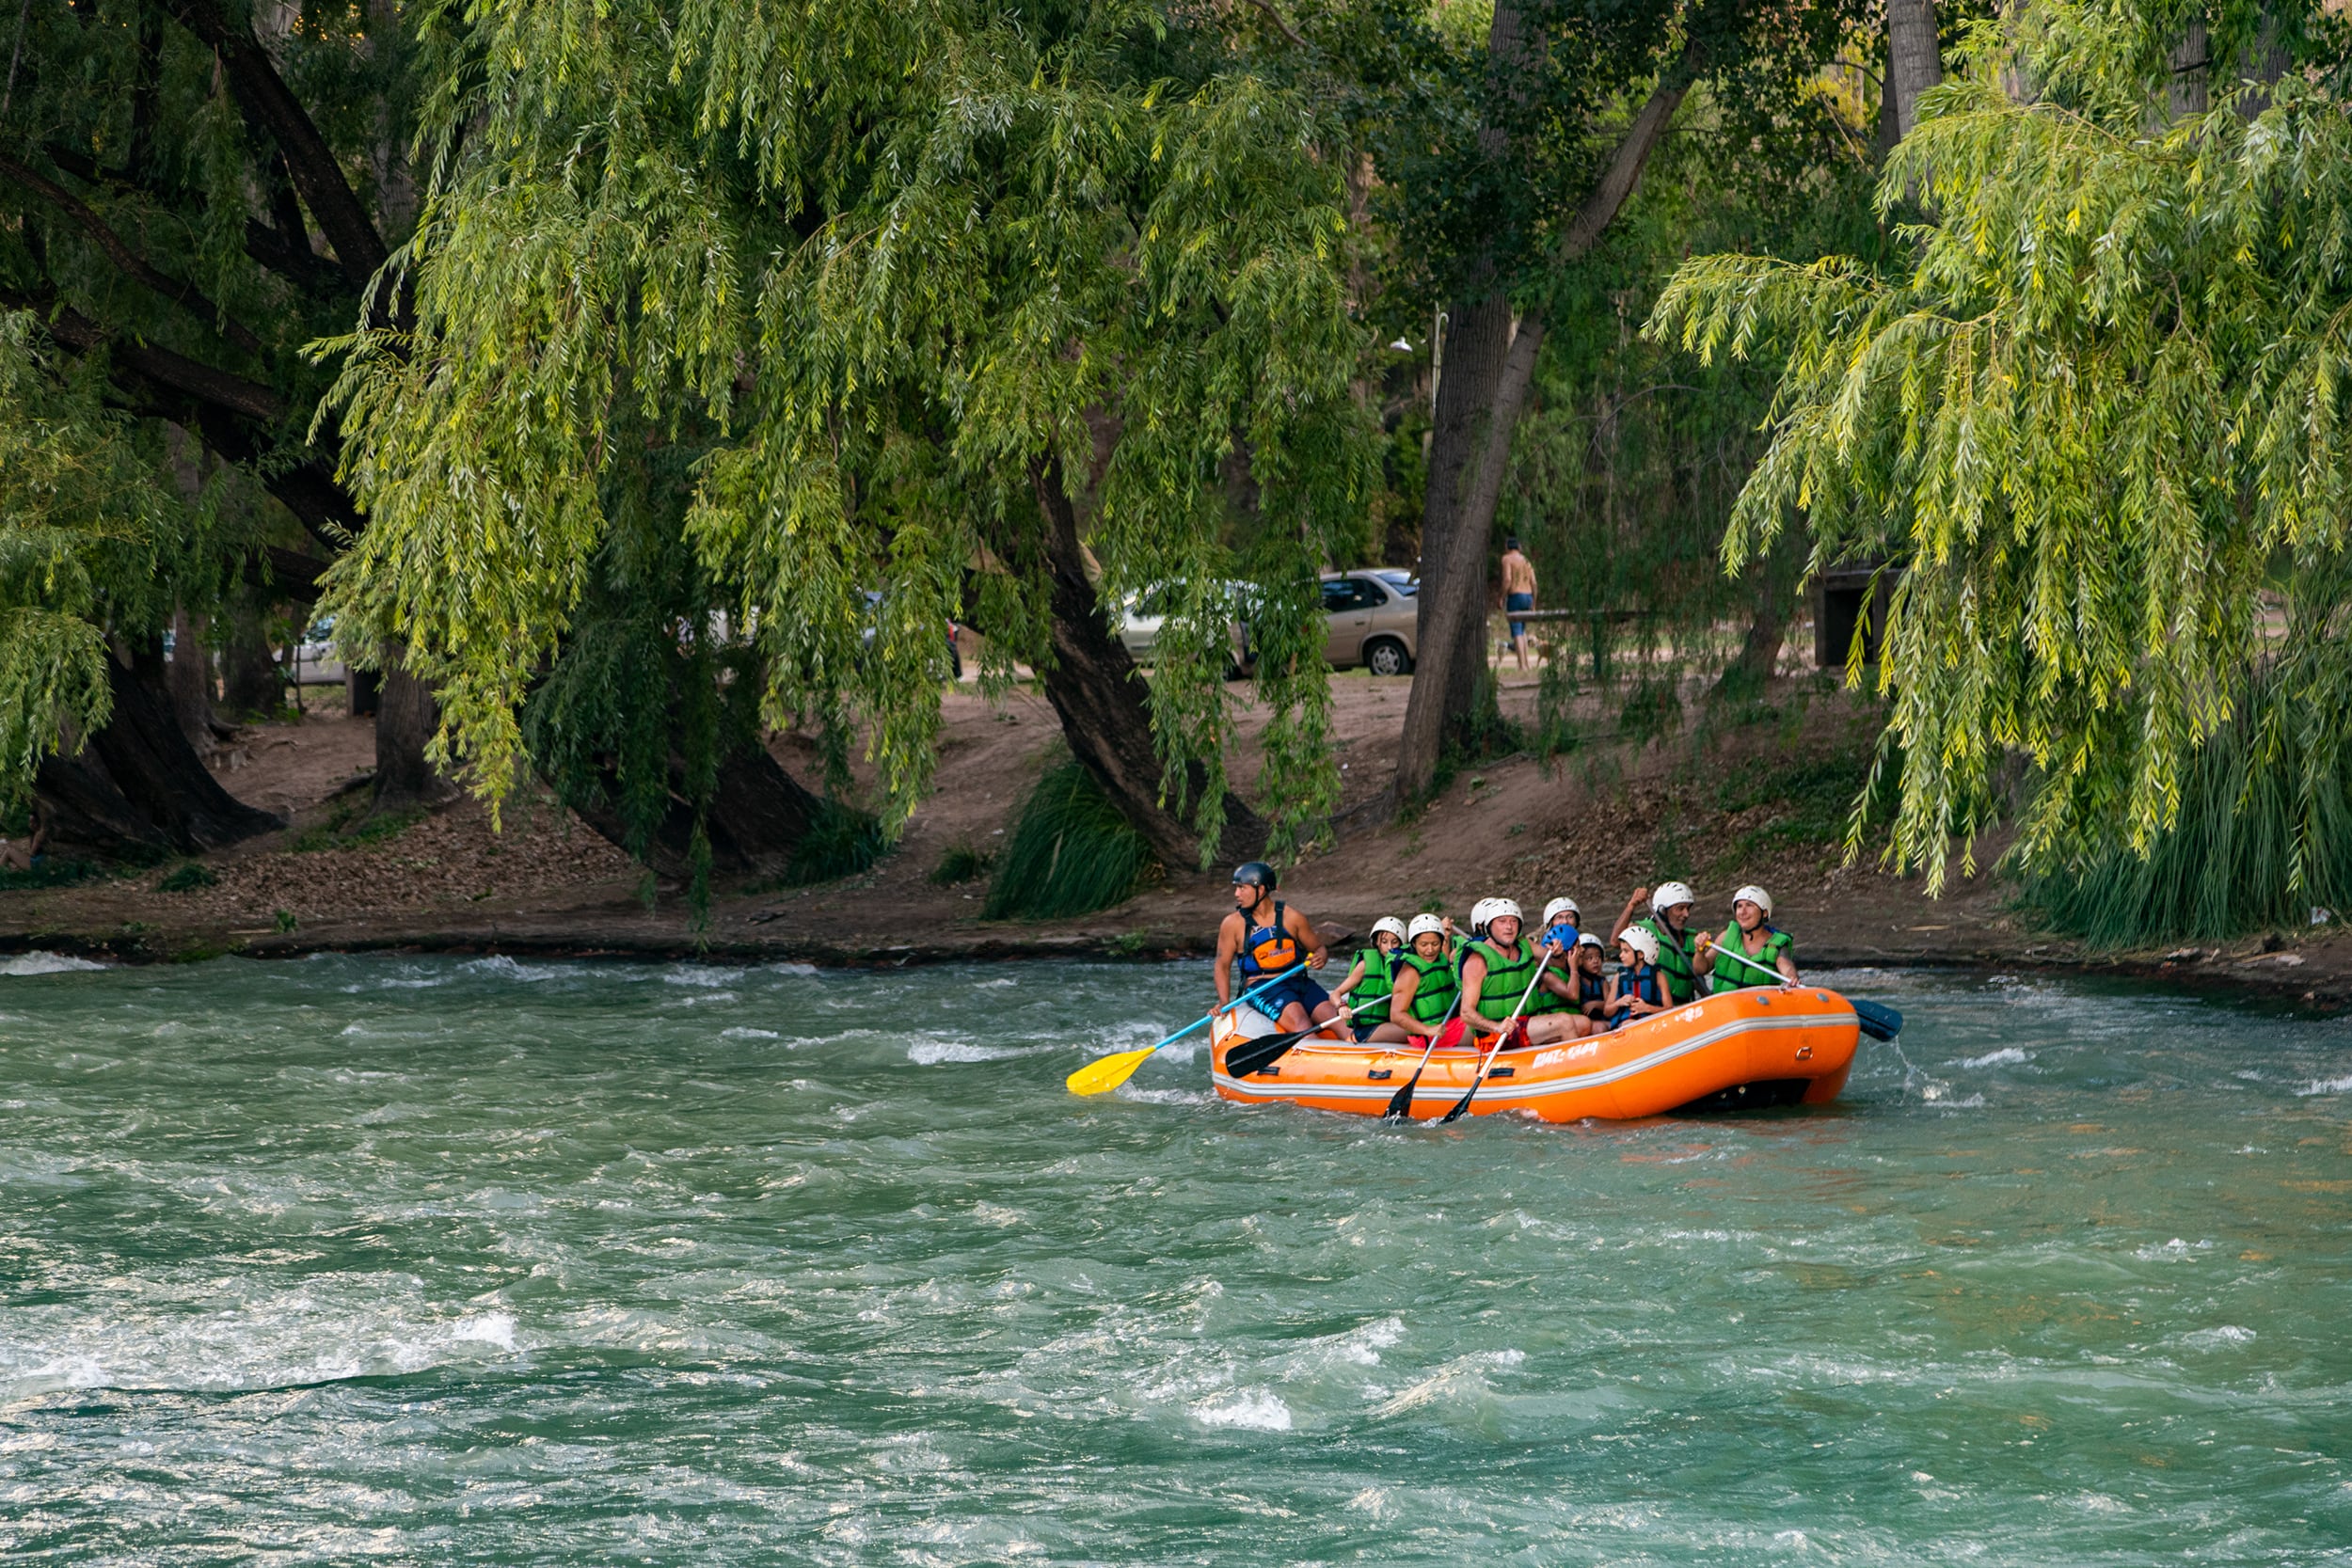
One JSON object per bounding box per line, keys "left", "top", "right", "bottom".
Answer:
{"left": 1500, "top": 537, "right": 1536, "bottom": 672}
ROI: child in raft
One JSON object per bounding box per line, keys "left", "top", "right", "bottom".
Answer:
{"left": 1368, "top": 914, "right": 1460, "bottom": 1043}
{"left": 1693, "top": 884, "right": 1801, "bottom": 990}
{"left": 1334, "top": 917, "right": 1409, "bottom": 1040}
{"left": 1572, "top": 931, "right": 1609, "bottom": 1022}
{"left": 1605, "top": 925, "right": 1673, "bottom": 1029}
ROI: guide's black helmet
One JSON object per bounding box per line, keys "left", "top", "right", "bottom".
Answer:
{"left": 1231, "top": 861, "right": 1278, "bottom": 891}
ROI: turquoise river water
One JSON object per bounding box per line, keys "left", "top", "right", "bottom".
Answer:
{"left": 1, "top": 954, "right": 2347, "bottom": 1563}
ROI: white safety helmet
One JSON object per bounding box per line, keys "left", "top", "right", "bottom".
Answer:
{"left": 1372, "top": 916, "right": 1409, "bottom": 943}
{"left": 1618, "top": 925, "right": 1661, "bottom": 963}
{"left": 1651, "top": 880, "right": 1697, "bottom": 914}
{"left": 1407, "top": 913, "right": 1449, "bottom": 942}
{"left": 1470, "top": 896, "right": 1522, "bottom": 932}
{"left": 1731, "top": 884, "right": 1773, "bottom": 918}
{"left": 1575, "top": 931, "right": 1605, "bottom": 950}
{"left": 1542, "top": 895, "right": 1581, "bottom": 927}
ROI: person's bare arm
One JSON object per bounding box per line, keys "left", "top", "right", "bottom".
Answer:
{"left": 1611, "top": 888, "right": 1646, "bottom": 945}
{"left": 1214, "top": 915, "right": 1240, "bottom": 1006}
{"left": 1334, "top": 956, "right": 1367, "bottom": 999}
{"left": 1458, "top": 952, "right": 1490, "bottom": 1032}
{"left": 1777, "top": 949, "right": 1801, "bottom": 985}
{"left": 1389, "top": 968, "right": 1423, "bottom": 1036}
{"left": 1692, "top": 932, "right": 1717, "bottom": 980}
{"left": 1289, "top": 905, "right": 1328, "bottom": 971}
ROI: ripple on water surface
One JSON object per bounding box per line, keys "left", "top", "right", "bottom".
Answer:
{"left": 0, "top": 956, "right": 2346, "bottom": 1563}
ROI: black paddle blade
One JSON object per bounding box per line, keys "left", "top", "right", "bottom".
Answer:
{"left": 1436, "top": 1083, "right": 1478, "bottom": 1125}
{"left": 1225, "top": 1027, "right": 1311, "bottom": 1079}
{"left": 1381, "top": 1069, "right": 1423, "bottom": 1120}
{"left": 1851, "top": 998, "right": 1904, "bottom": 1041}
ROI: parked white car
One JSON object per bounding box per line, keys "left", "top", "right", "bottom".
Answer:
{"left": 283, "top": 618, "right": 346, "bottom": 686}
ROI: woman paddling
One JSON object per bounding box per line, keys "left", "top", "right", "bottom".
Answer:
{"left": 1694, "top": 884, "right": 1800, "bottom": 990}
{"left": 1372, "top": 914, "right": 1460, "bottom": 1043}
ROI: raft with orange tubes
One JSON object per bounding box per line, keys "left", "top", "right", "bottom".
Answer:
{"left": 1208, "top": 986, "right": 1862, "bottom": 1120}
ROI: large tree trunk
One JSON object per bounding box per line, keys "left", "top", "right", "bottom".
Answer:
{"left": 219, "top": 603, "right": 283, "bottom": 716}
{"left": 1391, "top": 59, "right": 1695, "bottom": 807}
{"left": 36, "top": 641, "right": 283, "bottom": 853}
{"left": 1886, "top": 0, "right": 1943, "bottom": 140}
{"left": 1413, "top": 294, "right": 1517, "bottom": 758}
{"left": 166, "top": 608, "right": 220, "bottom": 761}
{"left": 566, "top": 744, "right": 826, "bottom": 881}
{"left": 1708, "top": 567, "right": 1794, "bottom": 705}
{"left": 1025, "top": 459, "right": 1267, "bottom": 868}
{"left": 372, "top": 642, "right": 445, "bottom": 812}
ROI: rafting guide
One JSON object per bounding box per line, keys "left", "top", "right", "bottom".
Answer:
{"left": 1213, "top": 861, "right": 1342, "bottom": 1037}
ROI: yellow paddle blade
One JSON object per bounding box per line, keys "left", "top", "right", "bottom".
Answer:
{"left": 1066, "top": 1045, "right": 1159, "bottom": 1097}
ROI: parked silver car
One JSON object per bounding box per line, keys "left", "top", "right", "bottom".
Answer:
{"left": 1319, "top": 571, "right": 1417, "bottom": 674}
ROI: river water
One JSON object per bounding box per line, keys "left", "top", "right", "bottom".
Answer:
{"left": 1, "top": 954, "right": 2346, "bottom": 1563}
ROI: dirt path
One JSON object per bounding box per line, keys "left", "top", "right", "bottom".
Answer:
{"left": 6, "top": 666, "right": 2348, "bottom": 1009}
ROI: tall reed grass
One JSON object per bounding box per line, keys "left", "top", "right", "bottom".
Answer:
{"left": 2014, "top": 677, "right": 2352, "bottom": 946}
{"left": 983, "top": 760, "right": 1155, "bottom": 920}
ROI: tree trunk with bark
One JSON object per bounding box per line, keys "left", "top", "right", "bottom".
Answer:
{"left": 219, "top": 604, "right": 283, "bottom": 716}
{"left": 36, "top": 640, "right": 282, "bottom": 853}
{"left": 1885, "top": 0, "right": 1943, "bottom": 140}
{"left": 1025, "top": 459, "right": 1268, "bottom": 869}
{"left": 166, "top": 608, "right": 220, "bottom": 761}
{"left": 1391, "top": 52, "right": 1696, "bottom": 808}
{"left": 1708, "top": 567, "right": 1794, "bottom": 705}
{"left": 372, "top": 642, "right": 444, "bottom": 812}
{"left": 566, "top": 744, "right": 828, "bottom": 881}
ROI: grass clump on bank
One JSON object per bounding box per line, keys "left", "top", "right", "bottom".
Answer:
{"left": 784, "top": 800, "right": 890, "bottom": 887}
{"left": 984, "top": 760, "right": 1154, "bottom": 920}
{"left": 157, "top": 862, "right": 218, "bottom": 893}
{"left": 930, "top": 841, "right": 994, "bottom": 885}
{"left": 2013, "top": 679, "right": 2352, "bottom": 947}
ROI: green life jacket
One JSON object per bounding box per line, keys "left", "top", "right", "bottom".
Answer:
{"left": 1466, "top": 937, "right": 1544, "bottom": 1023}
{"left": 1708, "top": 923, "right": 1793, "bottom": 993}
{"left": 1638, "top": 915, "right": 1698, "bottom": 1004}
{"left": 1352, "top": 945, "right": 1398, "bottom": 1010}
{"left": 1399, "top": 951, "right": 1458, "bottom": 1024}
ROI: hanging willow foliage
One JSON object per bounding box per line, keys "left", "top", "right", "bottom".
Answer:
{"left": 1647, "top": 0, "right": 2352, "bottom": 895}
{"left": 0, "top": 311, "right": 184, "bottom": 800}
{"left": 315, "top": 1, "right": 1372, "bottom": 858}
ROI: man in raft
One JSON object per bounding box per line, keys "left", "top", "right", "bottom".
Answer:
{"left": 1459, "top": 897, "right": 1597, "bottom": 1044}
{"left": 1609, "top": 881, "right": 1702, "bottom": 1004}
{"left": 1694, "top": 884, "right": 1800, "bottom": 990}
{"left": 1215, "top": 862, "right": 1342, "bottom": 1035}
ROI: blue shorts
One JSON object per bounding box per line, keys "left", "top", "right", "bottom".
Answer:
{"left": 1243, "top": 974, "right": 1330, "bottom": 1022}
{"left": 1505, "top": 592, "right": 1534, "bottom": 640}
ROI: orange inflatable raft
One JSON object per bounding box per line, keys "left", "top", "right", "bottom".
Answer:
{"left": 1209, "top": 987, "right": 1862, "bottom": 1120}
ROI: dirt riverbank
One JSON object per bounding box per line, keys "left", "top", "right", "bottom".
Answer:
{"left": 6, "top": 668, "right": 2350, "bottom": 1009}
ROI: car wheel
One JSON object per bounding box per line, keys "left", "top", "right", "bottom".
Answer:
{"left": 1364, "top": 637, "right": 1412, "bottom": 676}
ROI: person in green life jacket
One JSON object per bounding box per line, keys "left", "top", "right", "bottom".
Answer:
{"left": 1370, "top": 914, "right": 1460, "bottom": 1043}
{"left": 1604, "top": 925, "right": 1673, "bottom": 1029}
{"left": 1335, "top": 917, "right": 1409, "bottom": 1040}
{"left": 1571, "top": 931, "right": 1610, "bottom": 1022}
{"left": 1694, "top": 884, "right": 1800, "bottom": 990}
{"left": 1609, "top": 880, "right": 1700, "bottom": 1004}
{"left": 1459, "top": 897, "right": 1594, "bottom": 1044}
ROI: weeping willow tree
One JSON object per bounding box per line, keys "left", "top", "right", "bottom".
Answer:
{"left": 315, "top": 0, "right": 1372, "bottom": 892}
{"left": 0, "top": 310, "right": 280, "bottom": 851}
{"left": 1647, "top": 0, "right": 2352, "bottom": 936}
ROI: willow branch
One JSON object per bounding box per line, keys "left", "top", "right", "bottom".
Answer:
{"left": 0, "top": 155, "right": 264, "bottom": 354}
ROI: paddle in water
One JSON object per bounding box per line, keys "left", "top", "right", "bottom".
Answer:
{"left": 1066, "top": 972, "right": 1291, "bottom": 1096}
{"left": 1380, "top": 993, "right": 1467, "bottom": 1121}
{"left": 1701, "top": 940, "right": 1904, "bottom": 1040}
{"left": 1223, "top": 993, "right": 1391, "bottom": 1081}
{"left": 1437, "top": 947, "right": 1557, "bottom": 1125}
